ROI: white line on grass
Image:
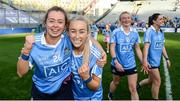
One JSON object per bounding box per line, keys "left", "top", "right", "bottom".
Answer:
{"left": 163, "top": 57, "right": 173, "bottom": 100}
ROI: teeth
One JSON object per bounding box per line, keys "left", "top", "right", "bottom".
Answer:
{"left": 51, "top": 29, "right": 59, "bottom": 32}
{"left": 74, "top": 39, "right": 81, "bottom": 44}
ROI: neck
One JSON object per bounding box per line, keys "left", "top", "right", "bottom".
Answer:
{"left": 152, "top": 24, "right": 160, "bottom": 31}
{"left": 123, "top": 26, "right": 130, "bottom": 33}
{"left": 45, "top": 33, "right": 61, "bottom": 45}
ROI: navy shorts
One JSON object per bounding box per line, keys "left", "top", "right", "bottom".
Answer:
{"left": 150, "top": 66, "right": 160, "bottom": 69}
{"left": 111, "top": 65, "right": 137, "bottom": 76}
{"left": 31, "top": 74, "right": 74, "bottom": 100}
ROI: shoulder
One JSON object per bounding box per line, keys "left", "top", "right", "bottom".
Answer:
{"left": 145, "top": 27, "right": 153, "bottom": 36}
{"left": 90, "top": 44, "right": 102, "bottom": 60}
{"left": 112, "top": 28, "right": 121, "bottom": 35}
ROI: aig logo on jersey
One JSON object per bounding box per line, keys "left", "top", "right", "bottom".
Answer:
{"left": 44, "top": 58, "right": 69, "bottom": 77}
{"left": 120, "top": 43, "right": 132, "bottom": 52}
{"left": 154, "top": 41, "right": 164, "bottom": 49}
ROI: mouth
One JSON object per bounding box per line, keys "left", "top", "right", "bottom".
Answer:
{"left": 50, "top": 29, "right": 61, "bottom": 33}
{"left": 73, "top": 39, "right": 81, "bottom": 45}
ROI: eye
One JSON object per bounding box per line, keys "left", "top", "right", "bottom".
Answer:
{"left": 79, "top": 30, "right": 86, "bottom": 34}
{"left": 58, "top": 21, "right": 63, "bottom": 24}
{"left": 48, "top": 20, "right": 55, "bottom": 23}
{"left": 70, "top": 30, "right": 76, "bottom": 33}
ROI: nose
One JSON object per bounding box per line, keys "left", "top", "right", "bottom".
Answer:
{"left": 53, "top": 22, "right": 59, "bottom": 27}
{"left": 75, "top": 33, "right": 80, "bottom": 38}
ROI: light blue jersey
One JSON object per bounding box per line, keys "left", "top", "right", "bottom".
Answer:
{"left": 110, "top": 26, "right": 140, "bottom": 70}
{"left": 102, "top": 29, "right": 112, "bottom": 36}
{"left": 143, "top": 26, "right": 165, "bottom": 67}
{"left": 71, "top": 42, "right": 103, "bottom": 100}
{"left": 90, "top": 24, "right": 99, "bottom": 39}
{"left": 29, "top": 32, "right": 72, "bottom": 94}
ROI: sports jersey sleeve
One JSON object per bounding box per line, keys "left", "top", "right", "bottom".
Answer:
{"left": 143, "top": 29, "right": 151, "bottom": 43}
{"left": 110, "top": 30, "right": 117, "bottom": 43}
{"left": 91, "top": 64, "right": 102, "bottom": 79}
{"left": 90, "top": 45, "right": 103, "bottom": 78}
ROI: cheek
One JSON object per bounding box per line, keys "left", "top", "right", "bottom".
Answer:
{"left": 59, "top": 23, "right": 66, "bottom": 28}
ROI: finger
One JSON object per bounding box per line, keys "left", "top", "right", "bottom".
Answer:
{"left": 78, "top": 67, "right": 82, "bottom": 74}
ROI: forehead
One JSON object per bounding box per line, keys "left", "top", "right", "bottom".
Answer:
{"left": 47, "top": 11, "right": 65, "bottom": 19}
{"left": 121, "top": 13, "right": 131, "bottom": 18}
{"left": 157, "top": 15, "right": 164, "bottom": 19}
{"left": 69, "top": 20, "right": 87, "bottom": 28}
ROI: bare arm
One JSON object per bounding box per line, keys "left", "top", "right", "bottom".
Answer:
{"left": 110, "top": 43, "right": 124, "bottom": 72}
{"left": 162, "top": 46, "right": 171, "bottom": 67}
{"left": 135, "top": 44, "right": 143, "bottom": 64}
{"left": 142, "top": 43, "right": 151, "bottom": 73}
{"left": 162, "top": 46, "right": 169, "bottom": 59}
{"left": 17, "top": 35, "right": 34, "bottom": 77}
{"left": 78, "top": 63, "right": 101, "bottom": 91}
{"left": 17, "top": 54, "right": 30, "bottom": 77}
{"left": 86, "top": 74, "right": 101, "bottom": 91}
{"left": 110, "top": 43, "right": 116, "bottom": 58}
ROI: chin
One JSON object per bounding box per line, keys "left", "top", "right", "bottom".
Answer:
{"left": 50, "top": 34, "right": 61, "bottom": 38}
{"left": 72, "top": 43, "right": 81, "bottom": 48}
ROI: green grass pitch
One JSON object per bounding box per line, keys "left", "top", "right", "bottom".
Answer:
{"left": 0, "top": 32, "right": 180, "bottom": 100}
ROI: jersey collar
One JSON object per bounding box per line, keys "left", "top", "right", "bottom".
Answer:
{"left": 41, "top": 32, "right": 64, "bottom": 48}
{"left": 151, "top": 25, "right": 160, "bottom": 32}
{"left": 120, "top": 26, "right": 133, "bottom": 35}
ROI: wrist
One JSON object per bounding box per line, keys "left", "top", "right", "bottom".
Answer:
{"left": 165, "top": 57, "right": 169, "bottom": 60}
{"left": 83, "top": 76, "right": 92, "bottom": 84}
{"left": 112, "top": 57, "right": 117, "bottom": 62}
{"left": 22, "top": 48, "right": 31, "bottom": 55}
{"left": 21, "top": 54, "right": 29, "bottom": 61}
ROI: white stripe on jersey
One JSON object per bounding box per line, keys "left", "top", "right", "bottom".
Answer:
{"left": 91, "top": 64, "right": 102, "bottom": 79}
{"left": 90, "top": 46, "right": 101, "bottom": 60}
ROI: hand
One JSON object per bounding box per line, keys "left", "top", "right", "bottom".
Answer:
{"left": 78, "top": 63, "right": 90, "bottom": 80}
{"left": 21, "top": 35, "right": 35, "bottom": 55}
{"left": 141, "top": 60, "right": 151, "bottom": 74}
{"left": 114, "top": 60, "right": 124, "bottom": 72}
{"left": 96, "top": 51, "right": 107, "bottom": 68}
{"left": 166, "top": 60, "right": 171, "bottom": 68}
{"left": 24, "top": 35, "right": 35, "bottom": 50}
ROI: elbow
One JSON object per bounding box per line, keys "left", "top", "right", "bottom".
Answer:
{"left": 91, "top": 82, "right": 100, "bottom": 91}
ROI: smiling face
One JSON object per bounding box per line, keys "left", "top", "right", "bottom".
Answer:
{"left": 119, "top": 12, "right": 132, "bottom": 27}
{"left": 153, "top": 15, "right": 164, "bottom": 27}
{"left": 68, "top": 20, "right": 89, "bottom": 50}
{"left": 45, "top": 11, "right": 66, "bottom": 38}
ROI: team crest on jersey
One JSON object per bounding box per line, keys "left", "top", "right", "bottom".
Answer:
{"left": 64, "top": 47, "right": 71, "bottom": 55}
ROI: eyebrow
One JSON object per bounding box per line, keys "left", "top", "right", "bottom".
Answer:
{"left": 69, "top": 29, "right": 87, "bottom": 31}
{"left": 48, "top": 18, "right": 64, "bottom": 21}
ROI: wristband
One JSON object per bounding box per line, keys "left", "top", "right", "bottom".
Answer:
{"left": 21, "top": 54, "right": 29, "bottom": 61}
{"left": 165, "top": 57, "right": 169, "bottom": 60}
{"left": 112, "top": 57, "right": 117, "bottom": 64}
{"left": 83, "top": 76, "right": 92, "bottom": 84}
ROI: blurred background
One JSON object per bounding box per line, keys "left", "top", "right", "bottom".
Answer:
{"left": 0, "top": 0, "right": 180, "bottom": 100}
